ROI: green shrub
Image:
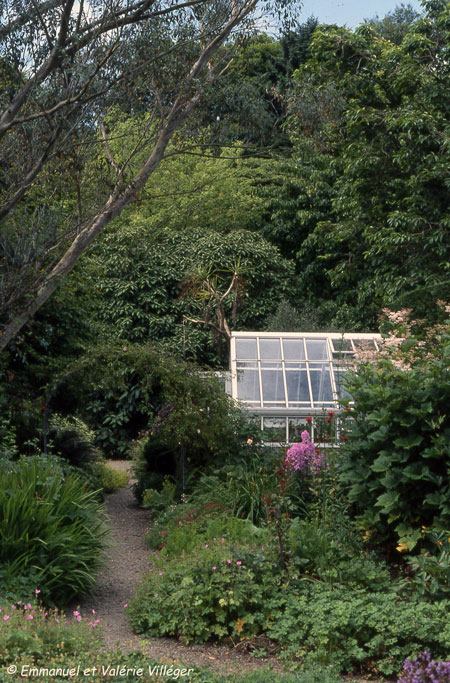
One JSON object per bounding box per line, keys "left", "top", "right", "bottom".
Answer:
{"left": 405, "top": 527, "right": 450, "bottom": 599}
{"left": 189, "top": 448, "right": 297, "bottom": 526}
{"left": 48, "top": 414, "right": 102, "bottom": 470}
{"left": 266, "top": 584, "right": 450, "bottom": 676}
{"left": 0, "top": 413, "right": 18, "bottom": 461}
{"left": 149, "top": 514, "right": 267, "bottom": 559}
{"left": 93, "top": 461, "right": 129, "bottom": 493}
{"left": 287, "top": 517, "right": 395, "bottom": 591}
{"left": 0, "top": 455, "right": 107, "bottom": 605}
{"left": 129, "top": 540, "right": 280, "bottom": 643}
{"left": 142, "top": 476, "right": 176, "bottom": 511}
{"left": 340, "top": 334, "right": 450, "bottom": 552}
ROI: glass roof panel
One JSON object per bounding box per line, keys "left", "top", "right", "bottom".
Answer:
{"left": 333, "top": 364, "right": 351, "bottom": 399}
{"left": 306, "top": 340, "right": 328, "bottom": 360}
{"left": 310, "top": 363, "right": 333, "bottom": 403}
{"left": 236, "top": 338, "right": 257, "bottom": 359}
{"left": 259, "top": 338, "right": 281, "bottom": 360}
{"left": 286, "top": 366, "right": 310, "bottom": 404}
{"left": 283, "top": 338, "right": 305, "bottom": 360}
{"left": 332, "top": 338, "right": 353, "bottom": 352}
{"left": 236, "top": 368, "right": 260, "bottom": 404}
{"left": 261, "top": 368, "right": 285, "bottom": 404}
{"left": 231, "top": 331, "right": 381, "bottom": 413}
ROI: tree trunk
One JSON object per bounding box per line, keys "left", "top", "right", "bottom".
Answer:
{"left": 0, "top": 1, "right": 259, "bottom": 351}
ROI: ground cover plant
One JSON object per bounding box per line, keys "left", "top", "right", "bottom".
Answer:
{"left": 0, "top": 594, "right": 341, "bottom": 682}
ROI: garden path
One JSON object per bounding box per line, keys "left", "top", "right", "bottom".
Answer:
{"left": 73, "top": 461, "right": 285, "bottom": 676}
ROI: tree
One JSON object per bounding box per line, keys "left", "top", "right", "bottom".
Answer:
{"left": 0, "top": 0, "right": 298, "bottom": 351}
{"left": 89, "top": 222, "right": 295, "bottom": 365}
{"left": 283, "top": 1, "right": 450, "bottom": 325}
{"left": 364, "top": 3, "right": 421, "bottom": 45}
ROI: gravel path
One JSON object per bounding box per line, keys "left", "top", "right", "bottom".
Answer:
{"left": 74, "top": 461, "right": 286, "bottom": 676}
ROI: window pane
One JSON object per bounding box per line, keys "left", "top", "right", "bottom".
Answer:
{"left": 310, "top": 363, "right": 333, "bottom": 402}
{"left": 283, "top": 338, "right": 305, "bottom": 360}
{"left": 261, "top": 369, "right": 285, "bottom": 404}
{"left": 333, "top": 365, "right": 352, "bottom": 399}
{"left": 237, "top": 369, "right": 260, "bottom": 403}
{"left": 332, "top": 338, "right": 353, "bottom": 352}
{"left": 236, "top": 338, "right": 257, "bottom": 359}
{"left": 262, "top": 417, "right": 287, "bottom": 442}
{"left": 286, "top": 368, "right": 310, "bottom": 404}
{"left": 259, "top": 338, "right": 281, "bottom": 359}
{"left": 306, "top": 340, "right": 328, "bottom": 360}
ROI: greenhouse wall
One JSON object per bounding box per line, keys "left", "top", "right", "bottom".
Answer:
{"left": 228, "top": 331, "right": 381, "bottom": 444}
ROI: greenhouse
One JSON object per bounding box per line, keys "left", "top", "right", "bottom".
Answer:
{"left": 228, "top": 331, "right": 382, "bottom": 443}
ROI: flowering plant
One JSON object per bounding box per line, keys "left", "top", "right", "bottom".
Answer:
{"left": 398, "top": 651, "right": 450, "bottom": 682}
{"left": 285, "top": 431, "right": 328, "bottom": 474}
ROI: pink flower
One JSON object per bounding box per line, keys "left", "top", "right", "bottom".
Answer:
{"left": 3, "top": 615, "right": 9, "bottom": 621}
{"left": 221, "top": 538, "right": 225, "bottom": 543}
{"left": 73, "top": 610, "right": 80, "bottom": 617}
{"left": 34, "top": 589, "right": 41, "bottom": 595}
{"left": 26, "top": 615, "right": 34, "bottom": 620}
{"left": 212, "top": 566, "right": 216, "bottom": 570}
{"left": 205, "top": 544, "right": 209, "bottom": 548}
{"left": 92, "top": 609, "right": 96, "bottom": 614}
{"left": 159, "top": 571, "right": 163, "bottom": 576}
{"left": 123, "top": 604, "right": 128, "bottom": 608}
{"left": 285, "top": 431, "right": 327, "bottom": 474}
{"left": 227, "top": 559, "right": 231, "bottom": 564}
{"left": 236, "top": 561, "right": 242, "bottom": 566}
{"left": 11, "top": 606, "right": 16, "bottom": 610}
{"left": 154, "top": 593, "right": 158, "bottom": 598}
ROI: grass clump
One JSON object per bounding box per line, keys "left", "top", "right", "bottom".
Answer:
{"left": 0, "top": 455, "right": 107, "bottom": 605}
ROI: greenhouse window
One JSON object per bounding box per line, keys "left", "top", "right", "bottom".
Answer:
{"left": 229, "top": 331, "right": 381, "bottom": 443}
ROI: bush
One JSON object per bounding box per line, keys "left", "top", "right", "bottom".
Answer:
{"left": 129, "top": 540, "right": 280, "bottom": 643}
{"left": 340, "top": 332, "right": 450, "bottom": 552}
{"left": 93, "top": 461, "right": 129, "bottom": 493}
{"left": 188, "top": 447, "right": 300, "bottom": 526}
{"left": 48, "top": 414, "right": 102, "bottom": 470}
{"left": 266, "top": 584, "right": 450, "bottom": 675}
{"left": 0, "top": 413, "right": 18, "bottom": 461}
{"left": 287, "top": 517, "right": 395, "bottom": 591}
{"left": 148, "top": 512, "right": 267, "bottom": 558}
{"left": 0, "top": 455, "right": 107, "bottom": 605}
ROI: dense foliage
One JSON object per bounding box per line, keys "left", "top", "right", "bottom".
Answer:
{"left": 341, "top": 332, "right": 450, "bottom": 538}
{"left": 2, "top": 3, "right": 450, "bottom": 678}
{"left": 0, "top": 456, "right": 107, "bottom": 605}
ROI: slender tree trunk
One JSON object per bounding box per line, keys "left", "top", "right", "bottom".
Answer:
{"left": 0, "top": 102, "right": 187, "bottom": 350}
{"left": 0, "top": 0, "right": 259, "bottom": 351}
